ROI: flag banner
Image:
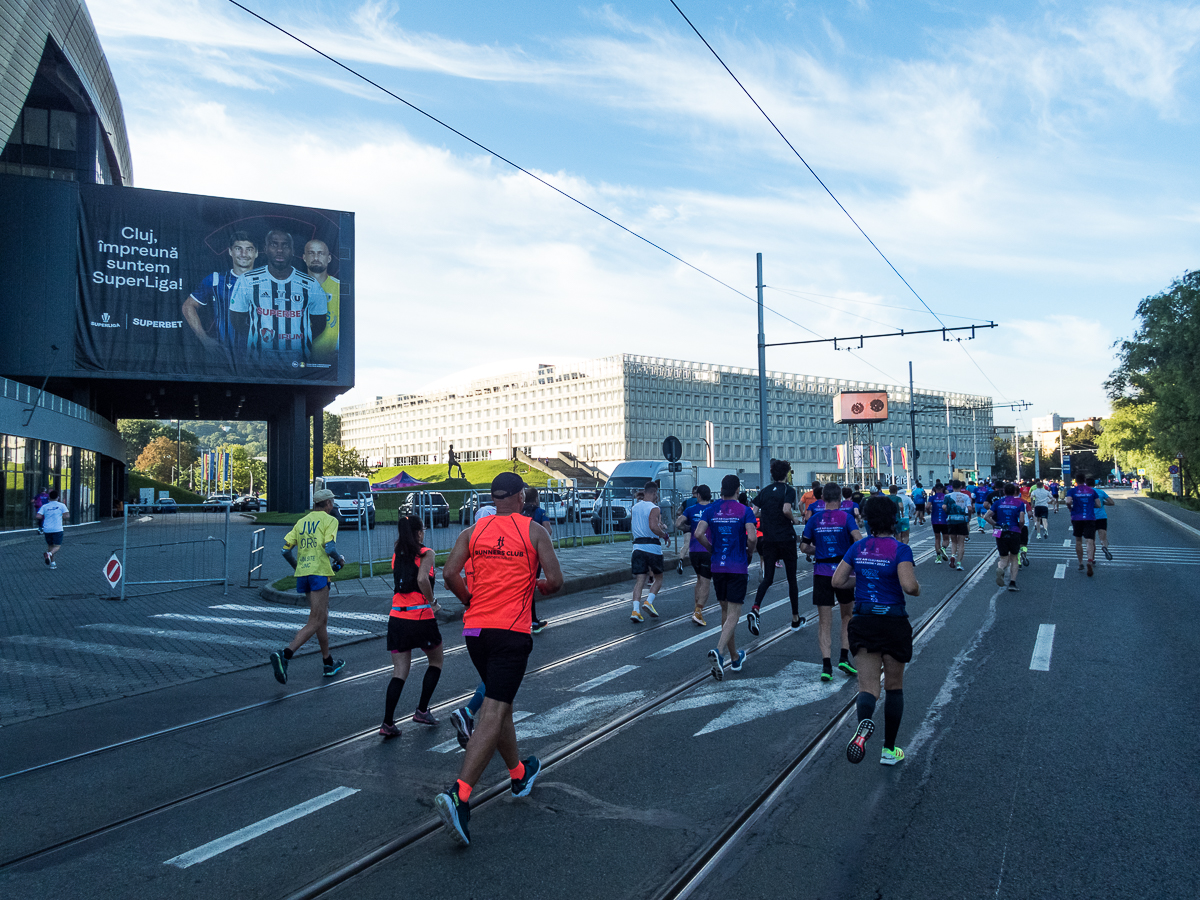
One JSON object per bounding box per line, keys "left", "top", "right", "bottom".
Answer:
{"left": 900, "top": 446, "right": 908, "bottom": 470}
{"left": 853, "top": 444, "right": 864, "bottom": 468}
{"left": 869, "top": 444, "right": 877, "bottom": 468}
{"left": 836, "top": 444, "right": 846, "bottom": 469}
{"left": 223, "top": 452, "right": 231, "bottom": 485}
{"left": 882, "top": 444, "right": 893, "bottom": 467}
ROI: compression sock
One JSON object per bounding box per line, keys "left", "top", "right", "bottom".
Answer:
{"left": 839, "top": 648, "right": 849, "bottom": 663}
{"left": 417, "top": 666, "right": 442, "bottom": 712}
{"left": 323, "top": 655, "right": 334, "bottom": 667}
{"left": 466, "top": 682, "right": 485, "bottom": 717}
{"left": 884, "top": 689, "right": 904, "bottom": 750}
{"left": 383, "top": 677, "right": 405, "bottom": 725}
{"left": 531, "top": 598, "right": 539, "bottom": 622}
{"left": 282, "top": 647, "right": 294, "bottom": 660}
{"left": 646, "top": 592, "right": 657, "bottom": 606}
{"left": 856, "top": 691, "right": 877, "bottom": 723}
{"left": 455, "top": 780, "right": 473, "bottom": 802}
{"left": 509, "top": 761, "right": 526, "bottom": 781}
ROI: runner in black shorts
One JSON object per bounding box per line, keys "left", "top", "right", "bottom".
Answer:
{"left": 676, "top": 485, "right": 714, "bottom": 626}
{"left": 748, "top": 459, "right": 799, "bottom": 634}
{"left": 801, "top": 483, "right": 861, "bottom": 680}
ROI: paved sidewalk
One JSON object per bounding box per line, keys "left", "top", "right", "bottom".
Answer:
{"left": 0, "top": 518, "right": 682, "bottom": 725}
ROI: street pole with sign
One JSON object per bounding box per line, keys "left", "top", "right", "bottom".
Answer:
{"left": 663, "top": 435, "right": 683, "bottom": 559}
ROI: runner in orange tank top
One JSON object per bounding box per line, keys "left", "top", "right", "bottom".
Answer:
{"left": 433, "top": 472, "right": 563, "bottom": 846}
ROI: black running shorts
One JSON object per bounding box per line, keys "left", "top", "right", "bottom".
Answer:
{"left": 931, "top": 523, "right": 948, "bottom": 535}
{"left": 1096, "top": 518, "right": 1108, "bottom": 531}
{"left": 948, "top": 522, "right": 969, "bottom": 537}
{"left": 689, "top": 551, "right": 712, "bottom": 580}
{"left": 1034, "top": 506, "right": 1049, "bottom": 519}
{"left": 631, "top": 548, "right": 664, "bottom": 576}
{"left": 465, "top": 629, "right": 533, "bottom": 705}
{"left": 812, "top": 573, "right": 854, "bottom": 607}
{"left": 848, "top": 614, "right": 913, "bottom": 663}
{"left": 915, "top": 503, "right": 926, "bottom": 512}
{"left": 1072, "top": 520, "right": 1097, "bottom": 540}
{"left": 995, "top": 532, "right": 1022, "bottom": 557}
{"left": 758, "top": 538, "right": 798, "bottom": 564}
{"left": 387, "top": 617, "right": 443, "bottom": 653}
{"left": 711, "top": 572, "right": 749, "bottom": 605}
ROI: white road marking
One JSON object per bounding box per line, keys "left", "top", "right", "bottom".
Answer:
{"left": 210, "top": 604, "right": 387, "bottom": 622}
{"left": 1054, "top": 564, "right": 1066, "bottom": 579}
{"left": 430, "top": 710, "right": 534, "bottom": 752}
{"left": 1062, "top": 540, "right": 1071, "bottom": 547}
{"left": 571, "top": 665, "right": 639, "bottom": 692}
{"left": 150, "top": 614, "right": 369, "bottom": 636}
{"left": 2, "top": 635, "right": 218, "bottom": 667}
{"left": 516, "top": 691, "right": 650, "bottom": 740}
{"left": 79, "top": 624, "right": 282, "bottom": 649}
{"left": 164, "top": 786, "right": 359, "bottom": 868}
{"left": 646, "top": 590, "right": 811, "bottom": 659}
{"left": 1030, "top": 624, "right": 1056, "bottom": 671}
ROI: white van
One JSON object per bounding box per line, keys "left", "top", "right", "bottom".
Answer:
{"left": 313, "top": 476, "right": 375, "bottom": 529}
{"left": 590, "top": 460, "right": 696, "bottom": 533}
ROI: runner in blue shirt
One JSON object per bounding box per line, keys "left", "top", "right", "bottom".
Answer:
{"left": 833, "top": 495, "right": 920, "bottom": 766}
{"left": 985, "top": 483, "right": 1027, "bottom": 591}
{"left": 928, "top": 481, "right": 949, "bottom": 563}
{"left": 675, "top": 485, "right": 714, "bottom": 626}
{"left": 1065, "top": 473, "right": 1101, "bottom": 575}
{"left": 910, "top": 482, "right": 926, "bottom": 526}
{"left": 1086, "top": 476, "right": 1115, "bottom": 562}
{"left": 800, "top": 483, "right": 861, "bottom": 681}
{"left": 694, "top": 474, "right": 757, "bottom": 681}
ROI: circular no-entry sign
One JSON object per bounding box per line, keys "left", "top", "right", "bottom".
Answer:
{"left": 103, "top": 553, "right": 123, "bottom": 588}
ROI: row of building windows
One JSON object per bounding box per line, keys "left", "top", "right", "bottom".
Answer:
{"left": 1, "top": 435, "right": 97, "bottom": 530}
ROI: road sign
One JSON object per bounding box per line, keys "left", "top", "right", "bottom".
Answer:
{"left": 1169, "top": 465, "right": 1179, "bottom": 475}
{"left": 1062, "top": 456, "right": 1071, "bottom": 475}
{"left": 667, "top": 461, "right": 683, "bottom": 473}
{"left": 103, "top": 552, "right": 122, "bottom": 589}
{"left": 662, "top": 435, "right": 682, "bottom": 462}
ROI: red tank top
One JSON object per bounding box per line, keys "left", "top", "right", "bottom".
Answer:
{"left": 466, "top": 514, "right": 538, "bottom": 633}
{"left": 390, "top": 548, "right": 434, "bottom": 621}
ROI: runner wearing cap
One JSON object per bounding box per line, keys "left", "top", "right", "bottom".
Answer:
{"left": 433, "top": 472, "right": 563, "bottom": 846}
{"left": 272, "top": 489, "right": 347, "bottom": 683}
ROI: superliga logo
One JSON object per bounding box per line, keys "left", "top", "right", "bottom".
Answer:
{"left": 90, "top": 312, "right": 120, "bottom": 328}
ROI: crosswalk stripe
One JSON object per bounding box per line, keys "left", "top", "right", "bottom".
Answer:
{"left": 150, "top": 614, "right": 370, "bottom": 636}
{"left": 210, "top": 604, "right": 387, "bottom": 622}
{"left": 2, "top": 635, "right": 219, "bottom": 667}
{"left": 0, "top": 657, "right": 136, "bottom": 687}
{"left": 79, "top": 624, "right": 282, "bottom": 649}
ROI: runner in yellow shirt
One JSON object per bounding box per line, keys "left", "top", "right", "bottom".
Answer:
{"left": 271, "top": 489, "right": 347, "bottom": 683}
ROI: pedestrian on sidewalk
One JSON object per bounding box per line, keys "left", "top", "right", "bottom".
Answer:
{"left": 630, "top": 480, "right": 669, "bottom": 623}
{"left": 272, "top": 489, "right": 346, "bottom": 684}
{"left": 36, "top": 489, "right": 69, "bottom": 568}
{"left": 434, "top": 471, "right": 563, "bottom": 846}
{"left": 694, "top": 474, "right": 757, "bottom": 681}
{"left": 379, "top": 515, "right": 444, "bottom": 738}
{"left": 676, "top": 484, "right": 713, "bottom": 626}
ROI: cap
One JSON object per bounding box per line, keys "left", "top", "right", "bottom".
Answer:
{"left": 313, "top": 489, "right": 335, "bottom": 504}
{"left": 491, "top": 471, "right": 525, "bottom": 500}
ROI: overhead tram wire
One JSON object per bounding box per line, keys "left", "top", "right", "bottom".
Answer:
{"left": 669, "top": 1, "right": 1011, "bottom": 397}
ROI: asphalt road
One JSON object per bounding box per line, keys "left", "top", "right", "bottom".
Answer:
{"left": 1, "top": 493, "right": 1195, "bottom": 900}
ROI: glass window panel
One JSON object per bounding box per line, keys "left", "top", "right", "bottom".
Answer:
{"left": 23, "top": 108, "right": 48, "bottom": 145}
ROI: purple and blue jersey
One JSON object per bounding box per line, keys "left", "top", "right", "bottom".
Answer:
{"left": 801, "top": 508, "right": 858, "bottom": 577}
{"left": 928, "top": 492, "right": 947, "bottom": 525}
{"left": 1066, "top": 485, "right": 1099, "bottom": 521}
{"left": 700, "top": 499, "right": 756, "bottom": 574}
{"left": 839, "top": 499, "right": 860, "bottom": 517}
{"left": 992, "top": 496, "right": 1025, "bottom": 532}
{"left": 843, "top": 537, "right": 914, "bottom": 616}
{"left": 683, "top": 502, "right": 710, "bottom": 554}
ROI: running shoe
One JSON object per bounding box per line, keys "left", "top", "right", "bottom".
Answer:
{"left": 880, "top": 746, "right": 905, "bottom": 766}
{"left": 730, "top": 649, "right": 746, "bottom": 672}
{"left": 995, "top": 568, "right": 1005, "bottom": 587}
{"left": 821, "top": 668, "right": 833, "bottom": 683}
{"left": 934, "top": 549, "right": 945, "bottom": 563}
{"left": 775, "top": 560, "right": 784, "bottom": 568}
{"left": 43, "top": 551, "right": 51, "bottom": 566}
{"left": 49, "top": 562, "right": 56, "bottom": 569}
{"left": 838, "top": 660, "right": 857, "bottom": 676}
{"left": 642, "top": 600, "right": 659, "bottom": 618}
{"left": 805, "top": 554, "right": 814, "bottom": 563}
{"left": 692, "top": 612, "right": 706, "bottom": 627}
{"left": 708, "top": 648, "right": 725, "bottom": 681}
{"left": 323, "top": 658, "right": 346, "bottom": 677}
{"left": 791, "top": 615, "right": 803, "bottom": 632}
{"left": 1007, "top": 582, "right": 1019, "bottom": 592}
{"left": 1078, "top": 563, "right": 1085, "bottom": 571}
{"left": 531, "top": 619, "right": 548, "bottom": 634}
{"left": 630, "top": 610, "right": 644, "bottom": 623}
{"left": 434, "top": 789, "right": 470, "bottom": 845}
{"left": 413, "top": 709, "right": 439, "bottom": 726}
{"left": 846, "top": 718, "right": 875, "bottom": 764}
{"left": 746, "top": 608, "right": 761, "bottom": 636}
{"left": 379, "top": 722, "right": 401, "bottom": 738}
{"left": 270, "top": 651, "right": 288, "bottom": 685}
{"left": 511, "top": 755, "right": 541, "bottom": 797}
{"left": 1020, "top": 548, "right": 1030, "bottom": 567}
{"left": 451, "top": 708, "right": 474, "bottom": 749}
{"left": 1087, "top": 560, "right": 1094, "bottom": 577}
{"left": 1103, "top": 547, "right": 1113, "bottom": 561}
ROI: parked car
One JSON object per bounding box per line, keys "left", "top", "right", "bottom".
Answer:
{"left": 153, "top": 498, "right": 178, "bottom": 514}
{"left": 400, "top": 491, "right": 451, "bottom": 528}
{"left": 314, "top": 476, "right": 376, "bottom": 530}
{"left": 571, "top": 489, "right": 600, "bottom": 521}
{"left": 459, "top": 492, "right": 494, "bottom": 525}
{"left": 231, "top": 494, "right": 261, "bottom": 512}
{"left": 541, "top": 491, "right": 569, "bottom": 523}
{"left": 203, "top": 494, "right": 233, "bottom": 512}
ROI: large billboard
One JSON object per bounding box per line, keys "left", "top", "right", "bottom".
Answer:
{"left": 832, "top": 391, "right": 888, "bottom": 423}
{"left": 75, "top": 184, "right": 351, "bottom": 385}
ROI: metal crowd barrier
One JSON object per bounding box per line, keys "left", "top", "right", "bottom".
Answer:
{"left": 120, "top": 502, "right": 231, "bottom": 599}
{"left": 246, "top": 527, "right": 267, "bottom": 587}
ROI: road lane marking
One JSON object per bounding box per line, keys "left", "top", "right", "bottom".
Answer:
{"left": 646, "top": 590, "right": 812, "bottom": 659}
{"left": 2, "top": 635, "right": 217, "bottom": 667}
{"left": 571, "top": 665, "right": 639, "bottom": 692}
{"left": 430, "top": 711, "right": 534, "bottom": 752}
{"left": 210, "top": 605, "right": 386, "bottom": 622}
{"left": 79, "top": 624, "right": 282, "bottom": 649}
{"left": 1062, "top": 540, "right": 1071, "bottom": 547}
{"left": 1030, "top": 624, "right": 1056, "bottom": 671}
{"left": 163, "top": 786, "right": 359, "bottom": 868}
{"left": 1054, "top": 564, "right": 1066, "bottom": 579}
{"left": 150, "top": 614, "right": 369, "bottom": 636}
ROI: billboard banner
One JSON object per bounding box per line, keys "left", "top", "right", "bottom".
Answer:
{"left": 832, "top": 391, "right": 889, "bottom": 424}
{"left": 75, "top": 184, "right": 349, "bottom": 385}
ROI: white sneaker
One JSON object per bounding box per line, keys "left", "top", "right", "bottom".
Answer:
{"left": 50, "top": 561, "right": 57, "bottom": 569}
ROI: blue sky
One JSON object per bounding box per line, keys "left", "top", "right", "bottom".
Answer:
{"left": 87, "top": 0, "right": 1200, "bottom": 430}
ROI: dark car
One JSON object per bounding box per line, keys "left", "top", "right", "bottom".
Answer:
{"left": 152, "top": 498, "right": 178, "bottom": 514}
{"left": 400, "top": 491, "right": 451, "bottom": 528}
{"left": 231, "top": 495, "right": 261, "bottom": 512}
{"left": 459, "top": 492, "right": 494, "bottom": 525}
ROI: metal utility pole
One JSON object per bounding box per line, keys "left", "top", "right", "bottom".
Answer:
{"left": 909, "top": 362, "right": 918, "bottom": 486}
{"left": 972, "top": 409, "right": 977, "bottom": 479}
{"left": 1034, "top": 431, "right": 1040, "bottom": 480}
{"left": 756, "top": 253, "right": 770, "bottom": 487}
{"left": 176, "top": 419, "right": 181, "bottom": 486}
{"left": 945, "top": 397, "right": 952, "bottom": 481}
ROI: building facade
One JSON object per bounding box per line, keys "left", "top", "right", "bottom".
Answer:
{"left": 341, "top": 355, "right": 996, "bottom": 485}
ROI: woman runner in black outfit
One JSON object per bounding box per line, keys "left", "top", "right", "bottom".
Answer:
{"left": 748, "top": 459, "right": 800, "bottom": 634}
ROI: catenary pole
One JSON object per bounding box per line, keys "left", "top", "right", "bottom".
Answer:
{"left": 909, "top": 362, "right": 918, "bottom": 485}
{"left": 757, "top": 253, "right": 769, "bottom": 487}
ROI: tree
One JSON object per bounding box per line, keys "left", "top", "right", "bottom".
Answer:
{"left": 1108, "top": 270, "right": 1200, "bottom": 496}
{"left": 323, "top": 412, "right": 341, "bottom": 446}
{"left": 323, "top": 443, "right": 373, "bottom": 477}
{"left": 1097, "top": 401, "right": 1173, "bottom": 489}
{"left": 992, "top": 437, "right": 1016, "bottom": 481}
{"left": 135, "top": 436, "right": 198, "bottom": 483}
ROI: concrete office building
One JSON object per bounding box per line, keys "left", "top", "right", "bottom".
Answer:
{"left": 341, "top": 355, "right": 995, "bottom": 485}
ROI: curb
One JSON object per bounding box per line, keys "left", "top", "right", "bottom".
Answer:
{"left": 1131, "top": 496, "right": 1200, "bottom": 541}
